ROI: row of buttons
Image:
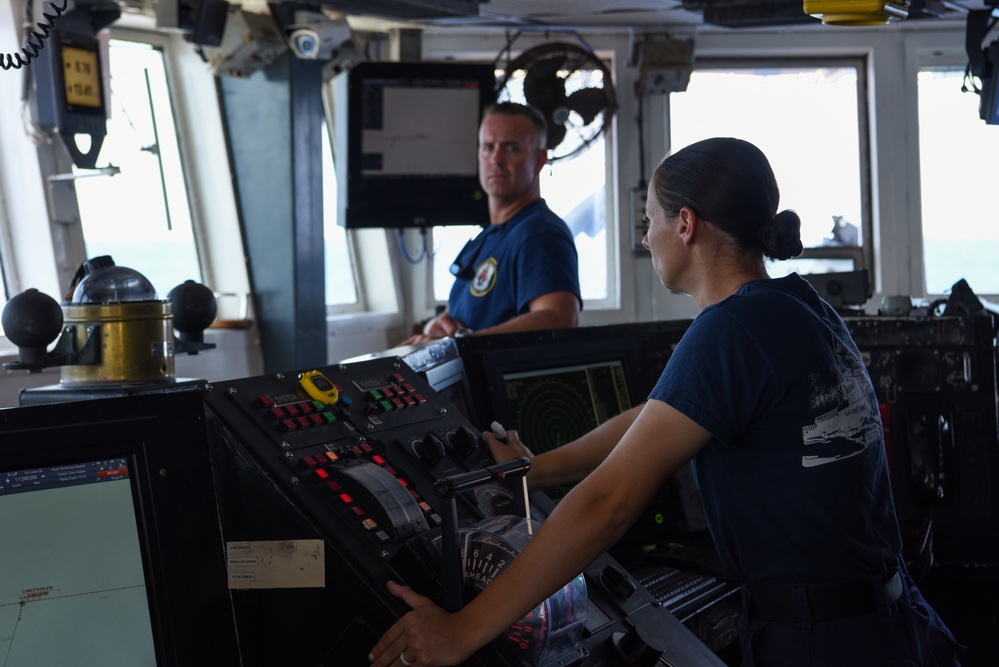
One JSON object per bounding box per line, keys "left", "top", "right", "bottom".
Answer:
{"left": 364, "top": 375, "right": 425, "bottom": 415}
{"left": 299, "top": 441, "right": 376, "bottom": 470}
{"left": 255, "top": 396, "right": 350, "bottom": 434}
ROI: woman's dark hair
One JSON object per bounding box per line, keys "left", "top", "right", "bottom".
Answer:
{"left": 652, "top": 137, "right": 803, "bottom": 261}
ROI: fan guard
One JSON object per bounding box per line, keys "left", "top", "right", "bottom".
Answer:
{"left": 497, "top": 42, "right": 617, "bottom": 163}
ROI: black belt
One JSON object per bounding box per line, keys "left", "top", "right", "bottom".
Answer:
{"left": 746, "top": 570, "right": 904, "bottom": 622}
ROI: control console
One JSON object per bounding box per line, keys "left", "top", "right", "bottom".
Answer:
{"left": 202, "top": 357, "right": 725, "bottom": 667}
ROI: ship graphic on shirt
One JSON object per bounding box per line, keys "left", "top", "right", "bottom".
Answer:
{"left": 800, "top": 338, "right": 881, "bottom": 468}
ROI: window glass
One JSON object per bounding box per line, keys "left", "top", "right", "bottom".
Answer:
{"left": 73, "top": 39, "right": 201, "bottom": 297}
{"left": 668, "top": 64, "right": 867, "bottom": 273}
{"left": 917, "top": 69, "right": 999, "bottom": 295}
{"left": 322, "top": 121, "right": 360, "bottom": 307}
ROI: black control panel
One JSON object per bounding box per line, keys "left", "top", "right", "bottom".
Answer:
{"left": 202, "top": 357, "right": 725, "bottom": 667}
{"left": 844, "top": 315, "right": 999, "bottom": 565}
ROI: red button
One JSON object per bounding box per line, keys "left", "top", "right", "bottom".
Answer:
{"left": 280, "top": 419, "right": 298, "bottom": 432}
{"left": 314, "top": 468, "right": 329, "bottom": 481}
{"left": 255, "top": 395, "right": 275, "bottom": 409}
{"left": 270, "top": 406, "right": 286, "bottom": 420}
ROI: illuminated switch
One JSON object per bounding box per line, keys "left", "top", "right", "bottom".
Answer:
{"left": 362, "top": 518, "right": 379, "bottom": 531}
{"left": 418, "top": 501, "right": 432, "bottom": 512}
{"left": 310, "top": 400, "right": 324, "bottom": 411}
{"left": 413, "top": 394, "right": 426, "bottom": 405}
{"left": 269, "top": 406, "right": 286, "bottom": 420}
{"left": 360, "top": 442, "right": 374, "bottom": 454}
{"left": 391, "top": 373, "right": 405, "bottom": 383}
{"left": 255, "top": 395, "right": 275, "bottom": 409}
{"left": 321, "top": 411, "right": 336, "bottom": 423}
{"left": 327, "top": 480, "right": 342, "bottom": 493}
{"left": 301, "top": 455, "right": 318, "bottom": 468}
{"left": 296, "top": 416, "right": 311, "bottom": 429}
{"left": 314, "top": 468, "right": 330, "bottom": 481}
{"left": 322, "top": 451, "right": 339, "bottom": 463}
{"left": 391, "top": 398, "right": 405, "bottom": 410}
{"left": 384, "top": 465, "right": 397, "bottom": 476}
{"left": 299, "top": 402, "right": 315, "bottom": 413}
{"left": 402, "top": 396, "right": 416, "bottom": 408}
{"left": 279, "top": 419, "right": 298, "bottom": 432}
{"left": 340, "top": 395, "right": 353, "bottom": 407}
{"left": 401, "top": 384, "right": 415, "bottom": 394}
{"left": 338, "top": 493, "right": 353, "bottom": 504}
{"left": 372, "top": 455, "right": 386, "bottom": 465}
{"left": 396, "top": 477, "right": 409, "bottom": 488}
{"left": 310, "top": 413, "right": 324, "bottom": 425}
{"left": 378, "top": 400, "right": 392, "bottom": 412}
{"left": 352, "top": 446, "right": 364, "bottom": 457}
{"left": 368, "top": 389, "right": 383, "bottom": 401}
{"left": 381, "top": 386, "right": 396, "bottom": 398}
{"left": 351, "top": 506, "right": 365, "bottom": 517}
{"left": 285, "top": 404, "right": 301, "bottom": 416}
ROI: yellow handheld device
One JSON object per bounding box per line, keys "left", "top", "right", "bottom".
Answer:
{"left": 299, "top": 370, "right": 339, "bottom": 405}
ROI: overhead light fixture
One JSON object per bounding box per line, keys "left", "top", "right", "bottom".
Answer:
{"left": 803, "top": 0, "right": 909, "bottom": 25}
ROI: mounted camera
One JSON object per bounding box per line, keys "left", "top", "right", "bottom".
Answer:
{"left": 284, "top": 11, "right": 351, "bottom": 60}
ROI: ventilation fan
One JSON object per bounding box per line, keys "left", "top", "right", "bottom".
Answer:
{"left": 497, "top": 42, "right": 617, "bottom": 163}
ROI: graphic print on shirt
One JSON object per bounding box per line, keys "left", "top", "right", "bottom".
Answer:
{"left": 800, "top": 338, "right": 882, "bottom": 468}
{"left": 470, "top": 258, "right": 498, "bottom": 297}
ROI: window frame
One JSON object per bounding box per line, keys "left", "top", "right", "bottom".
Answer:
{"left": 669, "top": 55, "right": 875, "bottom": 275}
{"left": 914, "top": 44, "right": 999, "bottom": 298}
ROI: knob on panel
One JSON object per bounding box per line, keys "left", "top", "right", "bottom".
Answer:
{"left": 414, "top": 432, "right": 445, "bottom": 465}
{"left": 447, "top": 425, "right": 479, "bottom": 456}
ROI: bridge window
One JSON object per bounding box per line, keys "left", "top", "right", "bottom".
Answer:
{"left": 72, "top": 39, "right": 201, "bottom": 297}
{"left": 668, "top": 60, "right": 871, "bottom": 278}
{"left": 917, "top": 68, "right": 999, "bottom": 295}
{"left": 322, "top": 121, "right": 360, "bottom": 309}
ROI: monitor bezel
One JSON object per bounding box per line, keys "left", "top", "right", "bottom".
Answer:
{"left": 340, "top": 60, "right": 496, "bottom": 229}
{"left": 0, "top": 391, "right": 239, "bottom": 666}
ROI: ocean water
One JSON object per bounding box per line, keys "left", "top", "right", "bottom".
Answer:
{"left": 923, "top": 238, "right": 999, "bottom": 297}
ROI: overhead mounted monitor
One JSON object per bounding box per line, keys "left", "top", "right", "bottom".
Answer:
{"left": 334, "top": 60, "right": 496, "bottom": 228}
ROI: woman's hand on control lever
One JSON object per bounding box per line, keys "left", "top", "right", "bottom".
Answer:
{"left": 482, "top": 428, "right": 533, "bottom": 465}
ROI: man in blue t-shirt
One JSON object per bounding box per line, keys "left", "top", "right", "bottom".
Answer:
{"left": 402, "top": 103, "right": 581, "bottom": 344}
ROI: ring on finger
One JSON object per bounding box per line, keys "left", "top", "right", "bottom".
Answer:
{"left": 400, "top": 651, "right": 414, "bottom": 666}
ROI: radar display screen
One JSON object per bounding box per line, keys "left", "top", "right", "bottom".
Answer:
{"left": 504, "top": 360, "right": 631, "bottom": 455}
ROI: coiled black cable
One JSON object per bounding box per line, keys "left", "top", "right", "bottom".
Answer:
{"left": 1, "top": 0, "right": 69, "bottom": 71}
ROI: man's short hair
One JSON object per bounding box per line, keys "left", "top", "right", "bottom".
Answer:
{"left": 483, "top": 102, "right": 548, "bottom": 150}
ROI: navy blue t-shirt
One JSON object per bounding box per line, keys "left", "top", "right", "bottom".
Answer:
{"left": 649, "top": 274, "right": 902, "bottom": 584}
{"left": 448, "top": 200, "right": 581, "bottom": 332}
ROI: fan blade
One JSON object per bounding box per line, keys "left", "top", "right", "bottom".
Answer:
{"left": 566, "top": 87, "right": 613, "bottom": 126}
{"left": 522, "top": 58, "right": 569, "bottom": 124}
{"left": 546, "top": 121, "right": 567, "bottom": 152}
